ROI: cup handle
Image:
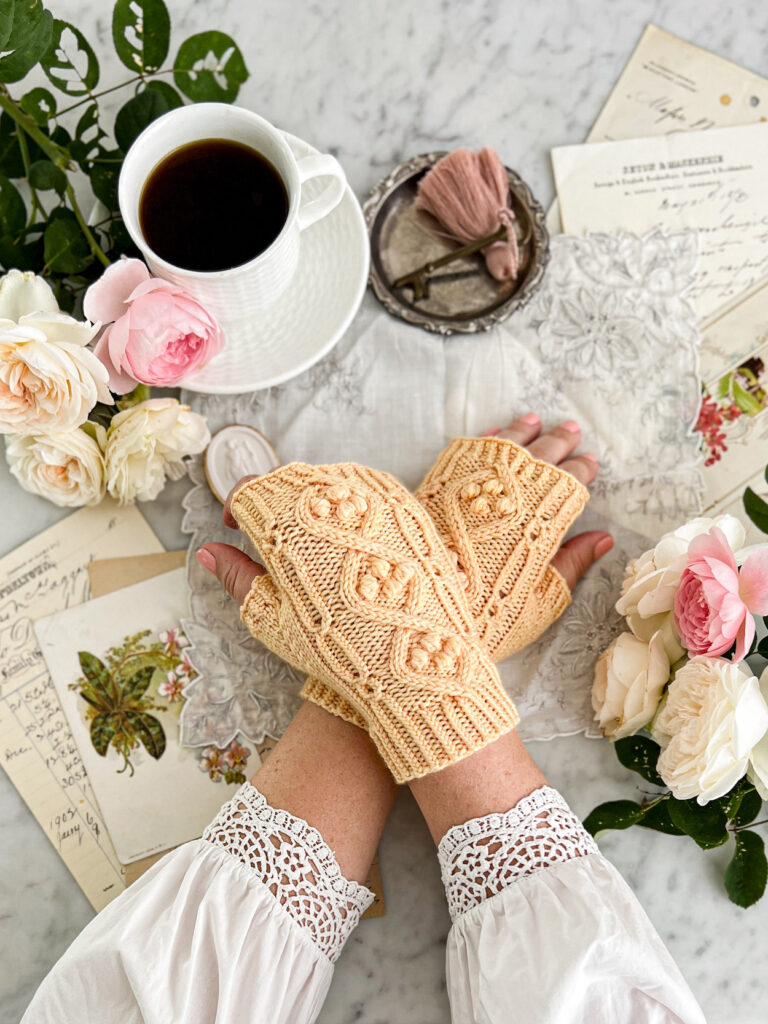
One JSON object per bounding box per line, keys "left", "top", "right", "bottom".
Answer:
{"left": 296, "top": 154, "right": 346, "bottom": 231}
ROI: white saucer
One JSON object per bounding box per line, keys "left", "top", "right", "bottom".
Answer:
{"left": 181, "top": 132, "right": 369, "bottom": 394}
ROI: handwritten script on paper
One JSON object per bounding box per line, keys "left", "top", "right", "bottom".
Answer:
{"left": 588, "top": 25, "right": 768, "bottom": 144}
{"left": 0, "top": 502, "right": 162, "bottom": 911}
{"left": 551, "top": 122, "right": 768, "bottom": 320}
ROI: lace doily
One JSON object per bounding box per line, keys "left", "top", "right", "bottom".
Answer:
{"left": 437, "top": 785, "right": 598, "bottom": 921}
{"left": 203, "top": 782, "right": 373, "bottom": 962}
{"left": 181, "top": 230, "right": 703, "bottom": 748}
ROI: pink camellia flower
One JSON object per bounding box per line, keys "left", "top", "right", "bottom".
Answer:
{"left": 83, "top": 257, "right": 224, "bottom": 393}
{"left": 674, "top": 526, "right": 768, "bottom": 660}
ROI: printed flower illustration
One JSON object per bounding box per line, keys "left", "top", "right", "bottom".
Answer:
{"left": 160, "top": 628, "right": 191, "bottom": 657}
{"left": 198, "top": 737, "right": 252, "bottom": 784}
{"left": 695, "top": 392, "right": 741, "bottom": 467}
{"left": 158, "top": 671, "right": 185, "bottom": 702}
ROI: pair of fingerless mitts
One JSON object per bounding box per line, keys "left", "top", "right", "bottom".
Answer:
{"left": 230, "top": 437, "right": 588, "bottom": 783}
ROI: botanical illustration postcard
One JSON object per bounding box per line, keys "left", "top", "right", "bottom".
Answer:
{"left": 698, "top": 275, "right": 768, "bottom": 537}
{"left": 34, "top": 568, "right": 246, "bottom": 864}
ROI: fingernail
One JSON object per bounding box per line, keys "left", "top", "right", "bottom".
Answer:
{"left": 520, "top": 413, "right": 540, "bottom": 425}
{"left": 196, "top": 547, "right": 216, "bottom": 573}
{"left": 485, "top": 426, "right": 502, "bottom": 436}
{"left": 594, "top": 536, "right": 614, "bottom": 559}
{"left": 561, "top": 420, "right": 580, "bottom": 433}
{"left": 582, "top": 452, "right": 599, "bottom": 463}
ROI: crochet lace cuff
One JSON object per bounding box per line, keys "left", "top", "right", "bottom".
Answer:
{"left": 437, "top": 785, "right": 598, "bottom": 921}
{"left": 203, "top": 782, "right": 374, "bottom": 962}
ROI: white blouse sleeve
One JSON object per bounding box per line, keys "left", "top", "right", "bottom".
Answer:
{"left": 440, "top": 786, "right": 706, "bottom": 1024}
{"left": 21, "top": 783, "right": 373, "bottom": 1024}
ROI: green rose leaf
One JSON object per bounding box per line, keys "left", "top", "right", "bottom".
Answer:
{"left": 20, "top": 86, "right": 58, "bottom": 125}
{"left": 0, "top": 232, "right": 43, "bottom": 271}
{"left": 44, "top": 209, "right": 91, "bottom": 273}
{"left": 638, "top": 799, "right": 684, "bottom": 836}
{"left": 0, "top": 112, "right": 25, "bottom": 177}
{"left": 757, "top": 635, "right": 768, "bottom": 658}
{"left": 88, "top": 149, "right": 122, "bottom": 211}
{"left": 126, "top": 710, "right": 166, "bottom": 760}
{"left": 583, "top": 800, "right": 645, "bottom": 837}
{"left": 0, "top": 7, "right": 54, "bottom": 84}
{"left": 173, "top": 31, "right": 248, "bottom": 103}
{"left": 28, "top": 158, "right": 66, "bottom": 193}
{"left": 744, "top": 486, "right": 768, "bottom": 535}
{"left": 0, "top": 173, "right": 26, "bottom": 235}
{"left": 144, "top": 78, "right": 183, "bottom": 109}
{"left": 112, "top": 0, "right": 171, "bottom": 73}
{"left": 0, "top": 0, "right": 15, "bottom": 49}
{"left": 41, "top": 20, "right": 100, "bottom": 96}
{"left": 114, "top": 87, "right": 169, "bottom": 152}
{"left": 614, "top": 734, "right": 665, "bottom": 787}
{"left": 667, "top": 797, "right": 729, "bottom": 850}
{"left": 732, "top": 788, "right": 763, "bottom": 828}
{"left": 725, "top": 830, "right": 768, "bottom": 908}
{"left": 90, "top": 714, "right": 118, "bottom": 757}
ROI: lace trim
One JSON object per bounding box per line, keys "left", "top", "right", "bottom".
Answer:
{"left": 438, "top": 785, "right": 598, "bottom": 921}
{"left": 202, "top": 782, "right": 373, "bottom": 962}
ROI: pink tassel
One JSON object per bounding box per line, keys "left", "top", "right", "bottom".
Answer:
{"left": 416, "top": 147, "right": 519, "bottom": 281}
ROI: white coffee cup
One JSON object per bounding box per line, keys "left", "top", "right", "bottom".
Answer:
{"left": 118, "top": 103, "right": 347, "bottom": 319}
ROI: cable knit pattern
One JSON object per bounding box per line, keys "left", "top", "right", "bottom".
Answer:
{"left": 438, "top": 785, "right": 599, "bottom": 921}
{"left": 231, "top": 462, "right": 519, "bottom": 783}
{"left": 202, "top": 783, "right": 373, "bottom": 962}
{"left": 301, "top": 438, "right": 587, "bottom": 728}
{"left": 417, "top": 437, "right": 589, "bottom": 660}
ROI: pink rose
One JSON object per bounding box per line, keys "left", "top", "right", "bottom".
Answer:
{"left": 84, "top": 258, "right": 224, "bottom": 393}
{"left": 674, "top": 526, "right": 768, "bottom": 660}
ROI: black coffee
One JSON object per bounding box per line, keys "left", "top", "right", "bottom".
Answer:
{"left": 139, "top": 138, "right": 289, "bottom": 272}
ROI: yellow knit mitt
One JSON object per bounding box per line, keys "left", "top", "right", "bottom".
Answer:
{"left": 230, "top": 462, "right": 519, "bottom": 783}
{"left": 302, "top": 437, "right": 589, "bottom": 728}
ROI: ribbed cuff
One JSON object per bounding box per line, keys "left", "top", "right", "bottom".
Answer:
{"left": 365, "top": 671, "right": 520, "bottom": 784}
{"left": 301, "top": 676, "right": 368, "bottom": 730}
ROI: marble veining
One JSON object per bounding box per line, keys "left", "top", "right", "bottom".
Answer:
{"left": 2, "top": 1, "right": 768, "bottom": 1021}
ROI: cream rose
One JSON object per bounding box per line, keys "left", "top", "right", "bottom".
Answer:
{"left": 591, "top": 630, "right": 670, "bottom": 740}
{"left": 656, "top": 656, "right": 768, "bottom": 805}
{"left": 747, "top": 668, "right": 768, "bottom": 799}
{"left": 615, "top": 515, "right": 745, "bottom": 662}
{"left": 0, "top": 310, "right": 112, "bottom": 435}
{"left": 5, "top": 424, "right": 106, "bottom": 507}
{"left": 104, "top": 398, "right": 210, "bottom": 503}
{"left": 0, "top": 269, "right": 59, "bottom": 320}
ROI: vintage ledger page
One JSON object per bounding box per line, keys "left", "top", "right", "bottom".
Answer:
{"left": 0, "top": 503, "right": 162, "bottom": 911}
{"left": 551, "top": 122, "right": 768, "bottom": 320}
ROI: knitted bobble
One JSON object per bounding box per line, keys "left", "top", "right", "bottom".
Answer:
{"left": 358, "top": 573, "right": 379, "bottom": 601}
{"left": 470, "top": 495, "right": 491, "bottom": 516}
{"left": 420, "top": 632, "right": 442, "bottom": 654}
{"left": 410, "top": 648, "right": 430, "bottom": 671}
{"left": 392, "top": 562, "right": 415, "bottom": 584}
{"left": 381, "top": 578, "right": 403, "bottom": 601}
{"left": 496, "top": 496, "right": 514, "bottom": 515}
{"left": 326, "top": 483, "right": 351, "bottom": 502}
{"left": 336, "top": 499, "right": 358, "bottom": 522}
{"left": 370, "top": 558, "right": 390, "bottom": 579}
{"left": 461, "top": 482, "right": 481, "bottom": 500}
{"left": 483, "top": 478, "right": 504, "bottom": 496}
{"left": 309, "top": 497, "right": 332, "bottom": 518}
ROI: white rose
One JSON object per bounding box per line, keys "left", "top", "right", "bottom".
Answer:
{"left": 0, "top": 269, "right": 59, "bottom": 320}
{"left": 104, "top": 398, "right": 210, "bottom": 503}
{"left": 0, "top": 312, "right": 112, "bottom": 435}
{"left": 747, "top": 668, "right": 768, "bottom": 799}
{"left": 5, "top": 424, "right": 106, "bottom": 507}
{"left": 592, "top": 631, "right": 670, "bottom": 740}
{"left": 656, "top": 656, "right": 768, "bottom": 805}
{"left": 615, "top": 514, "right": 745, "bottom": 661}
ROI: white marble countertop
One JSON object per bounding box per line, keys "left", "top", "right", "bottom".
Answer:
{"left": 2, "top": 1, "right": 768, "bottom": 1021}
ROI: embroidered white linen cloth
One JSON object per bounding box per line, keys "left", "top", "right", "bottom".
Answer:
{"left": 180, "top": 230, "right": 704, "bottom": 749}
